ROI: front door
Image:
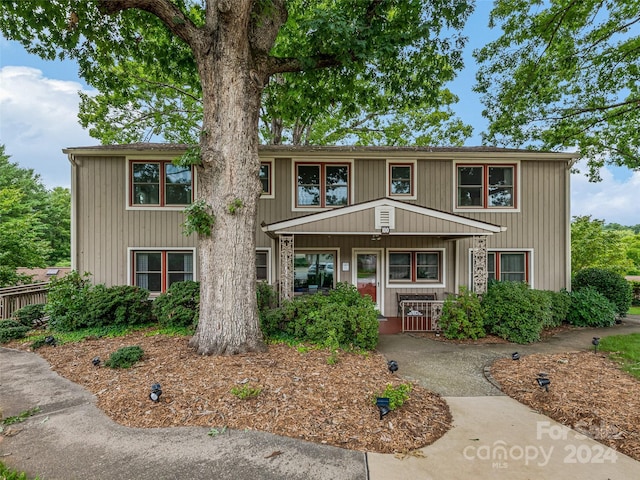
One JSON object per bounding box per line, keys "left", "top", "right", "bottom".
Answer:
{"left": 354, "top": 251, "right": 382, "bottom": 311}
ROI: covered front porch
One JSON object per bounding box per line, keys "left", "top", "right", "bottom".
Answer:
{"left": 262, "top": 198, "right": 505, "bottom": 331}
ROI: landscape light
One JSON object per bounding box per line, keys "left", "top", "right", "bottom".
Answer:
{"left": 592, "top": 337, "right": 600, "bottom": 353}
{"left": 376, "top": 397, "right": 391, "bottom": 420}
{"left": 511, "top": 352, "right": 520, "bottom": 361}
{"left": 149, "top": 383, "right": 162, "bottom": 402}
{"left": 44, "top": 336, "right": 56, "bottom": 347}
{"left": 387, "top": 360, "right": 398, "bottom": 374}
{"left": 92, "top": 356, "right": 100, "bottom": 366}
{"left": 536, "top": 373, "right": 550, "bottom": 392}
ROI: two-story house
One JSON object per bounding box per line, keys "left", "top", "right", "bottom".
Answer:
{"left": 63, "top": 144, "right": 577, "bottom": 329}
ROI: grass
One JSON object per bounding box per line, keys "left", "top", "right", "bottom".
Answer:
{"left": 1, "top": 407, "right": 41, "bottom": 426}
{"left": 0, "top": 461, "right": 39, "bottom": 480}
{"left": 25, "top": 324, "right": 157, "bottom": 348}
{"left": 599, "top": 333, "right": 640, "bottom": 380}
{"left": 628, "top": 306, "right": 640, "bottom": 315}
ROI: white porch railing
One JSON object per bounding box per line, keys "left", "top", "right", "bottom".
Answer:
{"left": 400, "top": 300, "right": 444, "bottom": 332}
{"left": 0, "top": 283, "right": 49, "bottom": 320}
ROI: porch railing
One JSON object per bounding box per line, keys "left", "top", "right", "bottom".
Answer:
{"left": 401, "top": 300, "right": 444, "bottom": 332}
{"left": 0, "top": 283, "right": 49, "bottom": 320}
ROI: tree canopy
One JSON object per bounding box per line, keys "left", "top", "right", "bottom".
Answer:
{"left": 475, "top": 0, "right": 639, "bottom": 180}
{"left": 0, "top": 0, "right": 473, "bottom": 354}
{"left": 571, "top": 215, "right": 634, "bottom": 275}
{"left": 0, "top": 1, "right": 473, "bottom": 147}
{"left": 0, "top": 145, "right": 70, "bottom": 286}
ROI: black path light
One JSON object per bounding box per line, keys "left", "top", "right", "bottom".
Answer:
{"left": 387, "top": 360, "right": 398, "bottom": 374}
{"left": 511, "top": 352, "right": 520, "bottom": 361}
{"left": 44, "top": 336, "right": 56, "bottom": 347}
{"left": 536, "top": 373, "right": 551, "bottom": 392}
{"left": 376, "top": 397, "right": 391, "bottom": 420}
{"left": 92, "top": 356, "right": 101, "bottom": 366}
{"left": 592, "top": 337, "right": 601, "bottom": 353}
{"left": 149, "top": 383, "right": 162, "bottom": 402}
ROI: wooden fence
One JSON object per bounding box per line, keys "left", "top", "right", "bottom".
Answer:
{"left": 0, "top": 283, "right": 49, "bottom": 320}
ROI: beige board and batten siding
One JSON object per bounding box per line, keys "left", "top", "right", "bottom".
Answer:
{"left": 453, "top": 159, "right": 570, "bottom": 292}
{"left": 72, "top": 155, "right": 196, "bottom": 287}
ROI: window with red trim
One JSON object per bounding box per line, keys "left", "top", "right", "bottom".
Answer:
{"left": 488, "top": 251, "right": 529, "bottom": 282}
{"left": 295, "top": 163, "right": 349, "bottom": 208}
{"left": 389, "top": 251, "right": 441, "bottom": 283}
{"left": 130, "top": 161, "right": 193, "bottom": 206}
{"left": 133, "top": 251, "right": 193, "bottom": 293}
{"left": 259, "top": 162, "right": 272, "bottom": 196}
{"left": 389, "top": 163, "right": 413, "bottom": 196}
{"left": 457, "top": 164, "right": 515, "bottom": 208}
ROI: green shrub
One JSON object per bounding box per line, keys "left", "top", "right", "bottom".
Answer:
{"left": 257, "top": 281, "right": 277, "bottom": 312}
{"left": 86, "top": 284, "right": 152, "bottom": 328}
{"left": 152, "top": 280, "right": 200, "bottom": 329}
{"left": 631, "top": 280, "right": 640, "bottom": 306}
{"left": 13, "top": 304, "right": 46, "bottom": 327}
{"left": 105, "top": 345, "right": 144, "bottom": 369}
{"left": 439, "top": 287, "right": 486, "bottom": 340}
{"left": 45, "top": 271, "right": 93, "bottom": 331}
{"left": 546, "top": 290, "right": 572, "bottom": 327}
{"left": 567, "top": 287, "right": 617, "bottom": 327}
{"left": 375, "top": 383, "right": 412, "bottom": 410}
{"left": 279, "top": 283, "right": 379, "bottom": 350}
{"left": 0, "top": 324, "right": 30, "bottom": 343}
{"left": 0, "top": 320, "right": 20, "bottom": 329}
{"left": 572, "top": 268, "right": 632, "bottom": 316}
{"left": 230, "top": 384, "right": 262, "bottom": 399}
{"left": 482, "top": 281, "right": 544, "bottom": 344}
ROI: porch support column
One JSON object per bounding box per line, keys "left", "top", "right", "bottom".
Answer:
{"left": 279, "top": 234, "right": 294, "bottom": 304}
{"left": 472, "top": 235, "right": 488, "bottom": 295}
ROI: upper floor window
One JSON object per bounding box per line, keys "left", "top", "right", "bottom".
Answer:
{"left": 131, "top": 161, "right": 192, "bottom": 207}
{"left": 456, "top": 164, "right": 516, "bottom": 209}
{"left": 386, "top": 160, "right": 416, "bottom": 199}
{"left": 388, "top": 250, "right": 443, "bottom": 284}
{"left": 296, "top": 163, "right": 349, "bottom": 208}
{"left": 260, "top": 162, "right": 273, "bottom": 197}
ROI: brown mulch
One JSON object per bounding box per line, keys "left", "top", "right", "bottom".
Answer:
{"left": 9, "top": 330, "right": 451, "bottom": 454}
{"left": 490, "top": 351, "right": 640, "bottom": 461}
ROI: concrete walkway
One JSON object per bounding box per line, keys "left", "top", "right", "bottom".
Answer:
{"left": 1, "top": 317, "right": 639, "bottom": 479}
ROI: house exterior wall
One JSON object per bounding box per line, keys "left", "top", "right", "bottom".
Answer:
{"left": 67, "top": 145, "right": 574, "bottom": 315}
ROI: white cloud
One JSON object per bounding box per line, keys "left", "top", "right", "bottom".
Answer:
{"left": 0, "top": 66, "right": 96, "bottom": 188}
{"left": 571, "top": 159, "right": 640, "bottom": 226}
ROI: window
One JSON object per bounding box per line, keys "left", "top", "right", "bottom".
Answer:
{"left": 132, "top": 250, "right": 194, "bottom": 293}
{"left": 130, "top": 161, "right": 193, "bottom": 207}
{"left": 296, "top": 163, "right": 349, "bottom": 208}
{"left": 387, "top": 162, "right": 415, "bottom": 198}
{"left": 456, "top": 164, "right": 515, "bottom": 209}
{"left": 256, "top": 250, "right": 269, "bottom": 281}
{"left": 259, "top": 162, "right": 272, "bottom": 196}
{"left": 388, "top": 251, "right": 442, "bottom": 284}
{"left": 488, "top": 252, "right": 529, "bottom": 283}
{"left": 293, "top": 251, "right": 335, "bottom": 291}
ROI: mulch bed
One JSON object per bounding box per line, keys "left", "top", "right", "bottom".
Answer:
{"left": 490, "top": 351, "right": 640, "bottom": 461}
{"left": 8, "top": 330, "right": 451, "bottom": 454}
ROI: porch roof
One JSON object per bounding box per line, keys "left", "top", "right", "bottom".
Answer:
{"left": 261, "top": 198, "right": 506, "bottom": 238}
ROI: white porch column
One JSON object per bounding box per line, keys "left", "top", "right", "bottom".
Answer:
{"left": 279, "top": 234, "right": 294, "bottom": 303}
{"left": 472, "top": 235, "right": 488, "bottom": 295}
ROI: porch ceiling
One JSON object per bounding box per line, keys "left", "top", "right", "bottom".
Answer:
{"left": 261, "top": 198, "right": 506, "bottom": 238}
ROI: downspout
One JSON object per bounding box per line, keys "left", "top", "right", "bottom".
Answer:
{"left": 67, "top": 154, "right": 78, "bottom": 272}
{"left": 566, "top": 157, "right": 578, "bottom": 291}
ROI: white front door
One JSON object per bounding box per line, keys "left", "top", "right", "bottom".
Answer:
{"left": 353, "top": 250, "right": 383, "bottom": 312}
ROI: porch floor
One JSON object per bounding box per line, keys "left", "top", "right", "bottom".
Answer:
{"left": 378, "top": 316, "right": 403, "bottom": 335}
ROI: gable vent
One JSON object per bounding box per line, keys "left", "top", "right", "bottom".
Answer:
{"left": 375, "top": 206, "right": 395, "bottom": 230}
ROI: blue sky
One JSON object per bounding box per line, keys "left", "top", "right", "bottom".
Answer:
{"left": 1, "top": 1, "right": 638, "bottom": 225}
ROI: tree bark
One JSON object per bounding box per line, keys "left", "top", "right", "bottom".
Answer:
{"left": 186, "top": 2, "right": 278, "bottom": 355}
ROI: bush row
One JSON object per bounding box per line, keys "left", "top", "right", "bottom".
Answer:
{"left": 46, "top": 272, "right": 152, "bottom": 331}
{"left": 440, "top": 268, "right": 627, "bottom": 344}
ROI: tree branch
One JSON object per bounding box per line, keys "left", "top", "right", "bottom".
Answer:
{"left": 98, "top": 0, "right": 199, "bottom": 47}
{"left": 266, "top": 54, "right": 342, "bottom": 75}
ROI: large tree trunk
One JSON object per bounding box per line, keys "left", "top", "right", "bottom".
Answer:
{"left": 188, "top": 4, "right": 270, "bottom": 355}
